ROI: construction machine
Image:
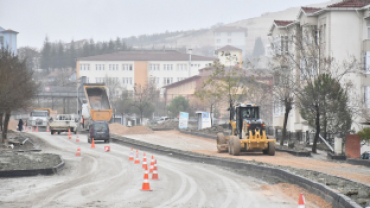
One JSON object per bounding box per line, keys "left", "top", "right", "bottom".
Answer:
{"left": 216, "top": 103, "right": 276, "bottom": 156}
{"left": 80, "top": 84, "right": 113, "bottom": 131}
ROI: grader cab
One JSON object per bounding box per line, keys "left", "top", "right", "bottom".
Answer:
{"left": 216, "top": 104, "right": 275, "bottom": 156}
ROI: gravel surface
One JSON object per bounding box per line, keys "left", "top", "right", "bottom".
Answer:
{"left": 109, "top": 123, "right": 153, "bottom": 134}
{"left": 122, "top": 131, "right": 370, "bottom": 186}
{"left": 0, "top": 132, "right": 301, "bottom": 208}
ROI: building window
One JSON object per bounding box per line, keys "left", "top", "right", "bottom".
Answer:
{"left": 216, "top": 32, "right": 220, "bottom": 36}
{"left": 122, "top": 64, "right": 133, "bottom": 71}
{"left": 178, "top": 64, "right": 187, "bottom": 71}
{"left": 81, "top": 64, "right": 89, "bottom": 71}
{"left": 228, "top": 32, "right": 232, "bottom": 36}
{"left": 163, "top": 64, "right": 173, "bottom": 71}
{"left": 216, "top": 39, "right": 221, "bottom": 43}
{"left": 150, "top": 64, "right": 159, "bottom": 71}
{"left": 228, "top": 39, "right": 231, "bottom": 43}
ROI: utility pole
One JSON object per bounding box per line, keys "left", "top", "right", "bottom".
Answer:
{"left": 188, "top": 48, "right": 192, "bottom": 77}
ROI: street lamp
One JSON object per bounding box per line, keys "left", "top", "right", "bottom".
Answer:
{"left": 188, "top": 48, "right": 192, "bottom": 77}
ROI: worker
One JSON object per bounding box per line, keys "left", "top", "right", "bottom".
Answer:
{"left": 18, "top": 119, "right": 24, "bottom": 132}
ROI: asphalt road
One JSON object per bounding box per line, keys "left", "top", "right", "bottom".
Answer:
{"left": 0, "top": 132, "right": 297, "bottom": 208}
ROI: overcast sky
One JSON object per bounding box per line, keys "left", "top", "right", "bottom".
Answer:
{"left": 1, "top": 0, "right": 326, "bottom": 49}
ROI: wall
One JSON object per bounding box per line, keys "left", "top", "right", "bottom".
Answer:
{"left": 217, "top": 50, "right": 242, "bottom": 68}
{"left": 345, "top": 134, "right": 361, "bottom": 158}
{"left": 134, "top": 61, "right": 147, "bottom": 87}
{"left": 215, "top": 31, "right": 245, "bottom": 53}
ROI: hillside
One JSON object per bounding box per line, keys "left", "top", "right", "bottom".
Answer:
{"left": 127, "top": 0, "right": 340, "bottom": 57}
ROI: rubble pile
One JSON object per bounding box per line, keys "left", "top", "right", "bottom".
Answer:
{"left": 109, "top": 123, "right": 153, "bottom": 135}
{"left": 0, "top": 152, "right": 61, "bottom": 170}
{"left": 156, "top": 120, "right": 179, "bottom": 129}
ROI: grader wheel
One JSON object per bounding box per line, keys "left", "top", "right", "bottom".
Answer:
{"left": 216, "top": 133, "right": 227, "bottom": 153}
{"left": 268, "top": 142, "right": 275, "bottom": 156}
{"left": 229, "top": 136, "right": 241, "bottom": 156}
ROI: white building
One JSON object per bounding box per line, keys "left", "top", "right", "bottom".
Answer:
{"left": 215, "top": 45, "right": 243, "bottom": 68}
{"left": 213, "top": 26, "right": 248, "bottom": 55}
{"left": 268, "top": 0, "right": 370, "bottom": 132}
{"left": 77, "top": 50, "right": 217, "bottom": 95}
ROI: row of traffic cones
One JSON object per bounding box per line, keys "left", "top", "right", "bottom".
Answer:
{"left": 128, "top": 148, "right": 159, "bottom": 191}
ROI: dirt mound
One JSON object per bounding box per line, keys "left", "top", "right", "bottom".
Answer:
{"left": 109, "top": 123, "right": 129, "bottom": 134}
{"left": 157, "top": 120, "right": 178, "bottom": 129}
{"left": 125, "top": 126, "right": 153, "bottom": 134}
{"left": 109, "top": 123, "right": 153, "bottom": 135}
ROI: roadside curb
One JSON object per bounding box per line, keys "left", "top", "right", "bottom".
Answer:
{"left": 0, "top": 155, "right": 64, "bottom": 177}
{"left": 346, "top": 158, "right": 370, "bottom": 168}
{"left": 110, "top": 134, "right": 362, "bottom": 208}
{"left": 152, "top": 127, "right": 174, "bottom": 131}
{"left": 179, "top": 130, "right": 216, "bottom": 139}
{"left": 275, "top": 146, "right": 311, "bottom": 157}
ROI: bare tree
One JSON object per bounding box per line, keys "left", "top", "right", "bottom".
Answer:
{"left": 132, "top": 82, "right": 157, "bottom": 123}
{"left": 0, "top": 49, "right": 39, "bottom": 143}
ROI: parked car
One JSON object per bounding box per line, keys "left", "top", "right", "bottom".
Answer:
{"left": 88, "top": 121, "right": 110, "bottom": 143}
{"left": 362, "top": 151, "right": 370, "bottom": 159}
{"left": 156, "top": 117, "right": 172, "bottom": 124}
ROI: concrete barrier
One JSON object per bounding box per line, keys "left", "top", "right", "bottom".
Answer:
{"left": 346, "top": 158, "right": 370, "bottom": 168}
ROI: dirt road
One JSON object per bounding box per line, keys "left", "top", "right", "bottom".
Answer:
{"left": 0, "top": 132, "right": 304, "bottom": 208}
{"left": 123, "top": 131, "right": 370, "bottom": 186}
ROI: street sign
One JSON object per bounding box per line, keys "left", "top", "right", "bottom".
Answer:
{"left": 179, "top": 112, "right": 189, "bottom": 129}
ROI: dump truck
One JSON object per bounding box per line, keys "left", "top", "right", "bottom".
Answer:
{"left": 216, "top": 103, "right": 276, "bottom": 156}
{"left": 27, "top": 108, "right": 57, "bottom": 128}
{"left": 80, "top": 84, "right": 113, "bottom": 131}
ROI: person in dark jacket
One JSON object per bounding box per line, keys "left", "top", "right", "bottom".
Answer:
{"left": 18, "top": 119, "right": 24, "bottom": 132}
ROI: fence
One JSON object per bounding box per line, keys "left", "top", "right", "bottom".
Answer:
{"left": 270, "top": 127, "right": 334, "bottom": 145}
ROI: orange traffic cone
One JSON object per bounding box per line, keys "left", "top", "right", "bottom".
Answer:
{"left": 129, "top": 148, "right": 134, "bottom": 161}
{"left": 142, "top": 153, "right": 147, "bottom": 168}
{"left": 36, "top": 126, "right": 39, "bottom": 132}
{"left": 46, "top": 125, "right": 50, "bottom": 132}
{"left": 76, "top": 147, "right": 81, "bottom": 156}
{"left": 152, "top": 162, "right": 159, "bottom": 180}
{"left": 76, "top": 132, "right": 80, "bottom": 142}
{"left": 91, "top": 138, "right": 95, "bottom": 148}
{"left": 298, "top": 193, "right": 305, "bottom": 208}
{"left": 134, "top": 150, "right": 140, "bottom": 164}
{"left": 149, "top": 156, "right": 155, "bottom": 173}
{"left": 141, "top": 167, "right": 152, "bottom": 191}
{"left": 68, "top": 128, "right": 71, "bottom": 135}
{"left": 142, "top": 159, "right": 148, "bottom": 169}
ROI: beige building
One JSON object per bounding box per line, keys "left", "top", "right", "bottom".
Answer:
{"left": 268, "top": 0, "right": 370, "bottom": 132}
{"left": 215, "top": 45, "right": 243, "bottom": 68}
{"left": 76, "top": 50, "right": 217, "bottom": 96}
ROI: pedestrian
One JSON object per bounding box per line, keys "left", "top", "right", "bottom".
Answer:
{"left": 18, "top": 119, "right": 24, "bottom": 132}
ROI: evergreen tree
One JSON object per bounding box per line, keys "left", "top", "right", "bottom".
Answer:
{"left": 166, "top": 96, "right": 190, "bottom": 118}
{"left": 115, "top": 37, "right": 122, "bottom": 51}
{"left": 108, "top": 40, "right": 115, "bottom": 52}
{"left": 57, "top": 42, "right": 65, "bottom": 68}
{"left": 69, "top": 40, "right": 77, "bottom": 69}
{"left": 40, "top": 36, "right": 52, "bottom": 71}
{"left": 82, "top": 41, "right": 89, "bottom": 57}
{"left": 252, "top": 37, "right": 265, "bottom": 57}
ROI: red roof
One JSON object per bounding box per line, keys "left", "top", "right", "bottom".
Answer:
{"left": 328, "top": 0, "right": 370, "bottom": 8}
{"left": 274, "top": 20, "right": 294, "bottom": 26}
{"left": 301, "top": 7, "right": 322, "bottom": 13}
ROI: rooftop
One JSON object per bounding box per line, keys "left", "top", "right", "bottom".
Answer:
{"left": 301, "top": 7, "right": 322, "bottom": 13}
{"left": 327, "top": 0, "right": 370, "bottom": 8}
{"left": 215, "top": 45, "right": 242, "bottom": 53}
{"left": 78, "top": 50, "right": 218, "bottom": 62}
{"left": 163, "top": 75, "right": 201, "bottom": 89}
{"left": 1, "top": 29, "right": 19, "bottom": 34}
{"left": 274, "top": 20, "right": 295, "bottom": 26}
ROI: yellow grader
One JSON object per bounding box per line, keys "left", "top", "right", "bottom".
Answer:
{"left": 216, "top": 103, "right": 276, "bottom": 156}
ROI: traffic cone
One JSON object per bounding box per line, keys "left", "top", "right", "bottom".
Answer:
{"left": 46, "top": 125, "right": 50, "bottom": 132}
{"left": 68, "top": 128, "right": 71, "bottom": 136}
{"left": 149, "top": 156, "right": 155, "bottom": 173}
{"left": 91, "top": 138, "right": 95, "bottom": 148}
{"left": 104, "top": 146, "right": 110, "bottom": 152}
{"left": 36, "top": 126, "right": 39, "bottom": 132}
{"left": 152, "top": 163, "right": 159, "bottom": 180}
{"left": 76, "top": 132, "right": 80, "bottom": 142}
{"left": 76, "top": 147, "right": 81, "bottom": 156}
{"left": 141, "top": 167, "right": 152, "bottom": 191}
{"left": 134, "top": 150, "right": 140, "bottom": 164}
{"left": 129, "top": 148, "right": 134, "bottom": 161}
{"left": 298, "top": 193, "right": 305, "bottom": 208}
{"left": 142, "top": 159, "right": 148, "bottom": 169}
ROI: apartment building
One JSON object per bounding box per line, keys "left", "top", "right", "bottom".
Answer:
{"left": 76, "top": 50, "right": 217, "bottom": 94}
{"left": 215, "top": 45, "right": 243, "bottom": 68}
{"left": 214, "top": 26, "right": 248, "bottom": 55}
{"left": 268, "top": 0, "right": 370, "bottom": 132}
{"left": 0, "top": 26, "right": 18, "bottom": 55}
